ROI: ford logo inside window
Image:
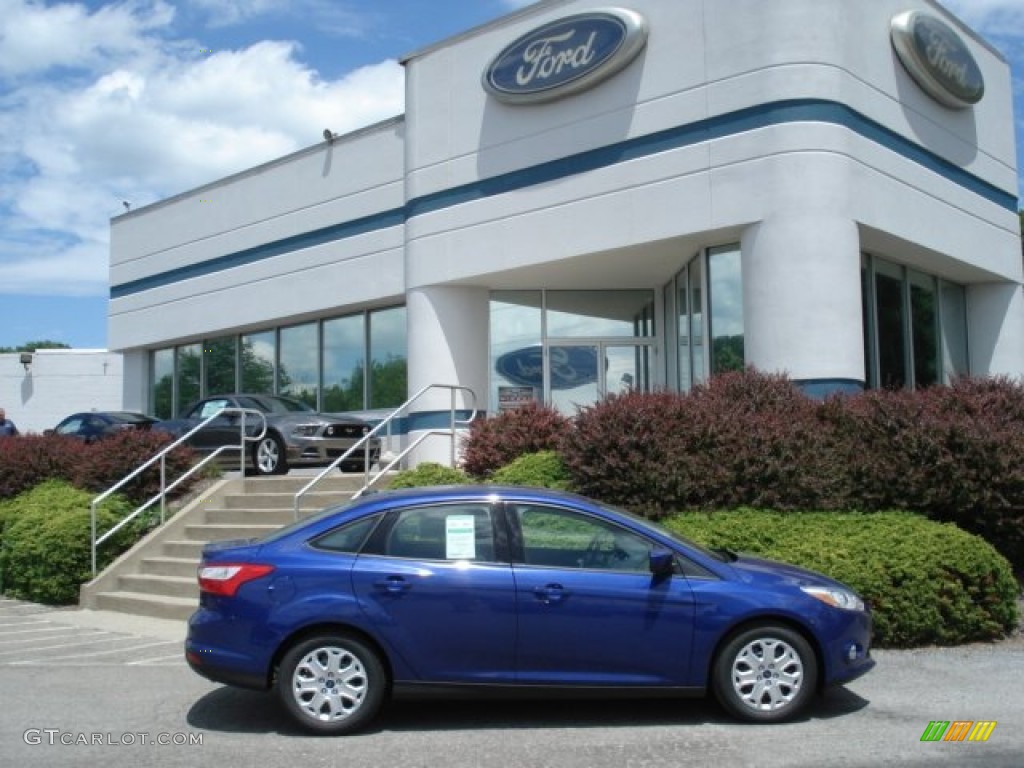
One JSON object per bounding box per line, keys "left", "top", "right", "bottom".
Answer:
{"left": 483, "top": 8, "right": 648, "bottom": 104}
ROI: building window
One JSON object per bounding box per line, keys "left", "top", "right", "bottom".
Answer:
{"left": 323, "top": 314, "right": 366, "bottom": 412}
{"left": 241, "top": 330, "right": 276, "bottom": 393}
{"left": 176, "top": 344, "right": 201, "bottom": 415}
{"left": 203, "top": 335, "right": 237, "bottom": 396}
{"left": 862, "top": 255, "right": 967, "bottom": 389}
{"left": 368, "top": 306, "right": 407, "bottom": 409}
{"left": 148, "top": 306, "right": 406, "bottom": 416}
{"left": 279, "top": 322, "right": 319, "bottom": 407}
{"left": 489, "top": 290, "right": 655, "bottom": 415}
{"left": 708, "top": 245, "right": 745, "bottom": 375}
{"left": 151, "top": 348, "right": 174, "bottom": 419}
{"left": 674, "top": 244, "right": 743, "bottom": 390}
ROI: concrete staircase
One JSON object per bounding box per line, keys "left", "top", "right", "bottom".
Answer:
{"left": 80, "top": 474, "right": 367, "bottom": 621}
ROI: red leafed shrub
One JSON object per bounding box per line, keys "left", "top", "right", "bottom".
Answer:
{"left": 461, "top": 402, "right": 570, "bottom": 478}
{"left": 561, "top": 370, "right": 845, "bottom": 516}
{"left": 0, "top": 431, "right": 197, "bottom": 506}
{"left": 823, "top": 377, "right": 1024, "bottom": 569}
{"left": 684, "top": 370, "right": 848, "bottom": 511}
{"left": 0, "top": 435, "right": 86, "bottom": 499}
{"left": 559, "top": 390, "right": 703, "bottom": 515}
{"left": 69, "top": 430, "right": 197, "bottom": 504}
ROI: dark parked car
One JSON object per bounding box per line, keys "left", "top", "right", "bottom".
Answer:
{"left": 48, "top": 411, "right": 158, "bottom": 442}
{"left": 185, "top": 485, "right": 875, "bottom": 735}
{"left": 153, "top": 394, "right": 379, "bottom": 475}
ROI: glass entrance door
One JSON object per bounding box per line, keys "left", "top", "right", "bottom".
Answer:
{"left": 546, "top": 342, "right": 652, "bottom": 416}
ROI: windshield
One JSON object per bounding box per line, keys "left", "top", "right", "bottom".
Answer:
{"left": 239, "top": 395, "right": 315, "bottom": 414}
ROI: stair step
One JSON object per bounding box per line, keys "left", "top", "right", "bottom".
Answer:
{"left": 162, "top": 540, "right": 206, "bottom": 559}
{"left": 221, "top": 492, "right": 353, "bottom": 510}
{"left": 184, "top": 523, "right": 282, "bottom": 542}
{"left": 92, "top": 591, "right": 196, "bottom": 622}
{"left": 140, "top": 556, "right": 198, "bottom": 579}
{"left": 233, "top": 475, "right": 373, "bottom": 494}
{"left": 119, "top": 574, "right": 198, "bottom": 599}
{"left": 204, "top": 508, "right": 297, "bottom": 526}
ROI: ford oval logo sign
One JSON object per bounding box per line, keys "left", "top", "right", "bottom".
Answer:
{"left": 495, "top": 345, "right": 600, "bottom": 389}
{"left": 891, "top": 11, "right": 984, "bottom": 109}
{"left": 483, "top": 8, "right": 648, "bottom": 105}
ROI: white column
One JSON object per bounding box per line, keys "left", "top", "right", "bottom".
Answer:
{"left": 967, "top": 283, "right": 1024, "bottom": 378}
{"left": 405, "top": 285, "right": 490, "bottom": 465}
{"left": 741, "top": 213, "right": 864, "bottom": 390}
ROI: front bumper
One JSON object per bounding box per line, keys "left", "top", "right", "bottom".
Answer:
{"left": 821, "top": 608, "right": 876, "bottom": 687}
{"left": 285, "top": 437, "right": 381, "bottom": 466}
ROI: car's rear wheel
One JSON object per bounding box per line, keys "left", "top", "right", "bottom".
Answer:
{"left": 277, "top": 634, "right": 386, "bottom": 735}
{"left": 253, "top": 434, "right": 287, "bottom": 475}
{"left": 712, "top": 624, "right": 817, "bottom": 722}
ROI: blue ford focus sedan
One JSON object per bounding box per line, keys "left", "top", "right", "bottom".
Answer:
{"left": 185, "top": 486, "right": 874, "bottom": 734}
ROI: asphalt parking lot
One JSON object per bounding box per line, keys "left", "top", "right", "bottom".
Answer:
{"left": 2, "top": 596, "right": 1022, "bottom": 768}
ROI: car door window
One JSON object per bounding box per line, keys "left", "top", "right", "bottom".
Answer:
{"left": 370, "top": 505, "right": 498, "bottom": 563}
{"left": 198, "top": 399, "right": 230, "bottom": 418}
{"left": 56, "top": 418, "right": 84, "bottom": 435}
{"left": 513, "top": 504, "right": 653, "bottom": 572}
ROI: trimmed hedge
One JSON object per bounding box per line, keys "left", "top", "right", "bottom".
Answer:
{"left": 490, "top": 450, "right": 572, "bottom": 490}
{"left": 665, "top": 509, "right": 1019, "bottom": 648}
{"left": 388, "top": 462, "right": 470, "bottom": 489}
{"left": 0, "top": 480, "right": 147, "bottom": 604}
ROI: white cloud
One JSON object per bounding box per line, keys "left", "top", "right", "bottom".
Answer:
{"left": 0, "top": 0, "right": 404, "bottom": 298}
{"left": 0, "top": 0, "right": 175, "bottom": 78}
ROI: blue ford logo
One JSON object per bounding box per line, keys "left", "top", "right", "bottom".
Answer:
{"left": 496, "top": 346, "right": 600, "bottom": 389}
{"left": 891, "top": 11, "right": 984, "bottom": 109}
{"left": 483, "top": 8, "right": 648, "bottom": 104}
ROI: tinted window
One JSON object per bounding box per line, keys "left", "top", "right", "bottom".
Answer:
{"left": 372, "top": 505, "right": 497, "bottom": 562}
{"left": 311, "top": 515, "right": 381, "bottom": 553}
{"left": 512, "top": 504, "right": 653, "bottom": 572}
{"left": 56, "top": 417, "right": 84, "bottom": 435}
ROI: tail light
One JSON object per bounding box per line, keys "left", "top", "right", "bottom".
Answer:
{"left": 197, "top": 563, "right": 274, "bottom": 597}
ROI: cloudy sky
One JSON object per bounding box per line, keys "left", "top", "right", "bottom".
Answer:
{"left": 0, "top": 0, "right": 1022, "bottom": 350}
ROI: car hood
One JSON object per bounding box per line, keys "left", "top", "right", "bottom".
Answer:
{"left": 727, "top": 554, "right": 850, "bottom": 591}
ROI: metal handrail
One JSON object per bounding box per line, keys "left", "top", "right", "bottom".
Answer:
{"left": 89, "top": 407, "right": 267, "bottom": 576}
{"left": 293, "top": 384, "right": 477, "bottom": 519}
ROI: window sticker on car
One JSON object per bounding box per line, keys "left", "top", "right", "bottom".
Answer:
{"left": 445, "top": 515, "right": 476, "bottom": 560}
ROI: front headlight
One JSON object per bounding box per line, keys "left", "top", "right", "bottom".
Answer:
{"left": 801, "top": 585, "right": 865, "bottom": 612}
{"left": 292, "top": 424, "right": 319, "bottom": 437}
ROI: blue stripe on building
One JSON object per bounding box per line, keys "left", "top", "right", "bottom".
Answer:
{"left": 110, "top": 98, "right": 1019, "bottom": 300}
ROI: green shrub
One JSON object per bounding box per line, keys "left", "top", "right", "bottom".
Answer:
{"left": 665, "top": 509, "right": 1019, "bottom": 648}
{"left": 0, "top": 481, "right": 148, "bottom": 603}
{"left": 491, "top": 451, "right": 572, "bottom": 490}
{"left": 388, "top": 462, "right": 470, "bottom": 489}
{"left": 461, "top": 403, "right": 570, "bottom": 478}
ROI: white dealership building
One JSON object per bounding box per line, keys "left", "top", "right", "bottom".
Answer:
{"left": 109, "top": 0, "right": 1021, "bottom": 460}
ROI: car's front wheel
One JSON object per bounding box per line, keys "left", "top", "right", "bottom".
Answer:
{"left": 252, "top": 434, "right": 287, "bottom": 475}
{"left": 712, "top": 624, "right": 817, "bottom": 722}
{"left": 277, "top": 634, "right": 386, "bottom": 735}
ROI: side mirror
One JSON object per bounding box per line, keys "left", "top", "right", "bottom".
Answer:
{"left": 649, "top": 548, "right": 675, "bottom": 577}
